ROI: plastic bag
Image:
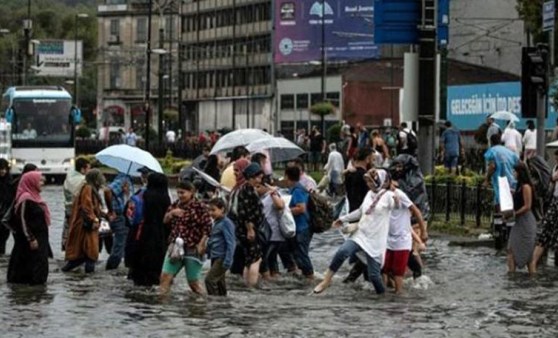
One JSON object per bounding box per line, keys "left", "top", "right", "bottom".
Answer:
{"left": 498, "top": 176, "right": 514, "bottom": 214}
{"left": 280, "top": 195, "right": 296, "bottom": 238}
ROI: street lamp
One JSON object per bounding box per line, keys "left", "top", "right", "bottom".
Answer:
{"left": 74, "top": 13, "right": 89, "bottom": 106}
{"left": 152, "top": 48, "right": 168, "bottom": 145}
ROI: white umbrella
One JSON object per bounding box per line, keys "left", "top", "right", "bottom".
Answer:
{"left": 247, "top": 137, "right": 305, "bottom": 162}
{"left": 547, "top": 140, "right": 558, "bottom": 148}
{"left": 95, "top": 144, "right": 163, "bottom": 177}
{"left": 192, "top": 167, "right": 231, "bottom": 194}
{"left": 490, "top": 111, "right": 520, "bottom": 122}
{"left": 210, "top": 129, "right": 273, "bottom": 155}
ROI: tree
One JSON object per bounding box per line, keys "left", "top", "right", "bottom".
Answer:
{"left": 516, "top": 0, "right": 545, "bottom": 44}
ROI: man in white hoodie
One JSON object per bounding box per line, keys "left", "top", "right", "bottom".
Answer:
{"left": 61, "top": 158, "right": 90, "bottom": 250}
{"left": 501, "top": 121, "right": 523, "bottom": 157}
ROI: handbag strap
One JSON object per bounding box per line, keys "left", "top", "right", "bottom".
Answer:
{"left": 365, "top": 189, "right": 388, "bottom": 215}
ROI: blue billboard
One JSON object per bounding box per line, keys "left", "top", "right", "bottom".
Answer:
{"left": 274, "top": 0, "right": 379, "bottom": 63}
{"left": 447, "top": 82, "right": 557, "bottom": 131}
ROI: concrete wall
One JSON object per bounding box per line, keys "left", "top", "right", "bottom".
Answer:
{"left": 448, "top": 0, "right": 526, "bottom": 76}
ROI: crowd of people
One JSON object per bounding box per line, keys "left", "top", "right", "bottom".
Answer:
{"left": 1, "top": 117, "right": 557, "bottom": 297}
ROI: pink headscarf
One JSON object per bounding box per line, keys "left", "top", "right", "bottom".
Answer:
{"left": 233, "top": 159, "right": 250, "bottom": 189}
{"left": 15, "top": 171, "right": 51, "bottom": 226}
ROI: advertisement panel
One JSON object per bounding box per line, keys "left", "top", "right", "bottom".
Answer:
{"left": 35, "top": 40, "right": 83, "bottom": 77}
{"left": 446, "top": 82, "right": 557, "bottom": 131}
{"left": 274, "top": 0, "right": 378, "bottom": 63}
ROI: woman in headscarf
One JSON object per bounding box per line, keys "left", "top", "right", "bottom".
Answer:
{"left": 313, "top": 168, "right": 397, "bottom": 295}
{"left": 104, "top": 174, "right": 133, "bottom": 270}
{"left": 129, "top": 173, "right": 171, "bottom": 286}
{"left": 7, "top": 171, "right": 51, "bottom": 285}
{"left": 0, "top": 159, "right": 14, "bottom": 255}
{"left": 63, "top": 169, "right": 105, "bottom": 273}
{"left": 228, "top": 160, "right": 265, "bottom": 287}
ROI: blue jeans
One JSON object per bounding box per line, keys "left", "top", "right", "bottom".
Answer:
{"left": 329, "top": 240, "right": 385, "bottom": 294}
{"left": 291, "top": 229, "right": 314, "bottom": 276}
{"left": 106, "top": 216, "right": 128, "bottom": 270}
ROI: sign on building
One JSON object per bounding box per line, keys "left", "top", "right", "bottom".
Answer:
{"left": 274, "top": 0, "right": 379, "bottom": 63}
{"left": 446, "top": 81, "right": 557, "bottom": 131}
{"left": 543, "top": 0, "right": 555, "bottom": 32}
{"left": 34, "top": 40, "right": 83, "bottom": 77}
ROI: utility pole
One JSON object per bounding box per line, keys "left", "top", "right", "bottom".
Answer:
{"left": 417, "top": 0, "right": 437, "bottom": 175}
{"left": 22, "top": 0, "right": 31, "bottom": 85}
{"left": 320, "top": 0, "right": 327, "bottom": 135}
{"left": 145, "top": 0, "right": 153, "bottom": 151}
{"left": 158, "top": 27, "right": 164, "bottom": 145}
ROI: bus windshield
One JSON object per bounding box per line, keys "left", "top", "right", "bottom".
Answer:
{"left": 12, "top": 98, "right": 73, "bottom": 147}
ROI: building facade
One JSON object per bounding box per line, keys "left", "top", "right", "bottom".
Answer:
{"left": 180, "top": 0, "right": 273, "bottom": 132}
{"left": 96, "top": 0, "right": 180, "bottom": 134}
{"left": 448, "top": 0, "right": 526, "bottom": 76}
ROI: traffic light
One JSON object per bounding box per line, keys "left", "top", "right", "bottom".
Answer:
{"left": 521, "top": 45, "right": 549, "bottom": 118}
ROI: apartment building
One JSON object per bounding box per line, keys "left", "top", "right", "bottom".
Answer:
{"left": 96, "top": 0, "right": 180, "bottom": 133}
{"left": 180, "top": 0, "right": 273, "bottom": 131}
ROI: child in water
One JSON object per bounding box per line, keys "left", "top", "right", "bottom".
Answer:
{"left": 205, "top": 198, "right": 236, "bottom": 296}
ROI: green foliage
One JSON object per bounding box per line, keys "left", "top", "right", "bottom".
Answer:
{"left": 310, "top": 102, "right": 335, "bottom": 117}
{"left": 516, "top": 0, "right": 545, "bottom": 44}
{"left": 0, "top": 0, "right": 97, "bottom": 115}
{"left": 425, "top": 165, "right": 485, "bottom": 187}
{"left": 326, "top": 122, "right": 342, "bottom": 144}
{"left": 75, "top": 126, "right": 91, "bottom": 139}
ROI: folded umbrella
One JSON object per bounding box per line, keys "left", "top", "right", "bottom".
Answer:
{"left": 95, "top": 144, "right": 163, "bottom": 177}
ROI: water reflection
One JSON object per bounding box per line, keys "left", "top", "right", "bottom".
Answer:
{"left": 0, "top": 186, "right": 557, "bottom": 336}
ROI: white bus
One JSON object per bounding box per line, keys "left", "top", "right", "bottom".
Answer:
{"left": 2, "top": 86, "right": 81, "bottom": 179}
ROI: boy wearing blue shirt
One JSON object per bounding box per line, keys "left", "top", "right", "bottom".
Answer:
{"left": 285, "top": 166, "right": 314, "bottom": 281}
{"left": 206, "top": 198, "right": 236, "bottom": 296}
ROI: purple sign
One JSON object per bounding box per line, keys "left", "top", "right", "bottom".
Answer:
{"left": 274, "top": 0, "right": 379, "bottom": 63}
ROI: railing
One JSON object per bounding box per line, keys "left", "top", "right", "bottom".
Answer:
{"left": 426, "top": 178, "right": 493, "bottom": 227}
{"left": 76, "top": 139, "right": 204, "bottom": 159}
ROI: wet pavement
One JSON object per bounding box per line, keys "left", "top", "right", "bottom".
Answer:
{"left": 1, "top": 186, "right": 558, "bottom": 337}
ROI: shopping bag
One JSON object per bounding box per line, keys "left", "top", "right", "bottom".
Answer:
{"left": 498, "top": 176, "right": 514, "bottom": 214}
{"left": 279, "top": 195, "right": 296, "bottom": 238}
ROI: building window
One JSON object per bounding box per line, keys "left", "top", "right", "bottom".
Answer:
{"left": 110, "top": 62, "right": 120, "bottom": 89}
{"left": 110, "top": 19, "right": 120, "bottom": 37}
{"left": 296, "top": 93, "right": 309, "bottom": 109}
{"left": 165, "top": 16, "right": 173, "bottom": 40}
{"left": 136, "top": 18, "right": 147, "bottom": 42}
{"left": 280, "top": 94, "right": 294, "bottom": 110}
{"left": 327, "top": 92, "right": 340, "bottom": 107}
{"left": 311, "top": 93, "right": 323, "bottom": 106}
{"left": 136, "top": 59, "right": 145, "bottom": 90}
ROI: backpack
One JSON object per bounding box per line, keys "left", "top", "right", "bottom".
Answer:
{"left": 526, "top": 155, "right": 552, "bottom": 221}
{"left": 307, "top": 191, "right": 334, "bottom": 233}
{"left": 126, "top": 189, "right": 145, "bottom": 229}
{"left": 403, "top": 130, "right": 418, "bottom": 154}
{"left": 386, "top": 134, "right": 397, "bottom": 148}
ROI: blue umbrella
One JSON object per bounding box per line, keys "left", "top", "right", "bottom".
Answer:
{"left": 95, "top": 144, "right": 163, "bottom": 177}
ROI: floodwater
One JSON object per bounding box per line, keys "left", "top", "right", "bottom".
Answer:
{"left": 1, "top": 186, "right": 558, "bottom": 337}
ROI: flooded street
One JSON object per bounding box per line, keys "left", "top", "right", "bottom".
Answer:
{"left": 1, "top": 186, "right": 558, "bottom": 337}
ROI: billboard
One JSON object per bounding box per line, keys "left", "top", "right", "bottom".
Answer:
{"left": 274, "top": 0, "right": 378, "bottom": 63}
{"left": 446, "top": 82, "right": 557, "bottom": 131}
{"left": 34, "top": 40, "right": 83, "bottom": 77}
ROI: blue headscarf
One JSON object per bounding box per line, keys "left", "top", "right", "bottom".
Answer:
{"left": 109, "top": 174, "right": 134, "bottom": 215}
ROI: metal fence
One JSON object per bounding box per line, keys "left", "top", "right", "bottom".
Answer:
{"left": 426, "top": 178, "right": 493, "bottom": 227}
{"left": 76, "top": 139, "right": 204, "bottom": 159}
